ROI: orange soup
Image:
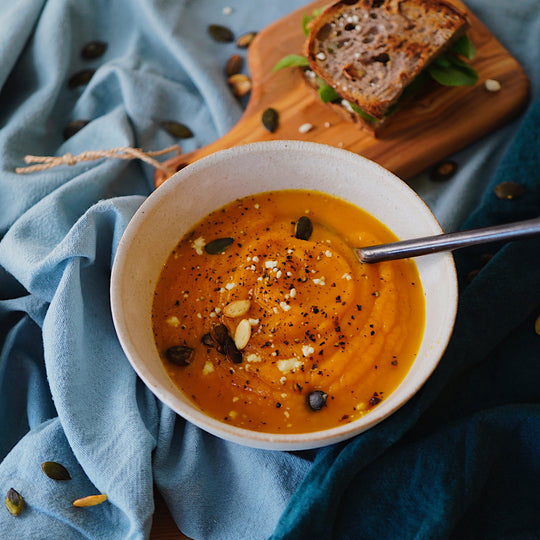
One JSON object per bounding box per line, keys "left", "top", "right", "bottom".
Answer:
{"left": 152, "top": 190, "right": 425, "bottom": 433}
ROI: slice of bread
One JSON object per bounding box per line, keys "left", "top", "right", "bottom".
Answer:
{"left": 304, "top": 0, "right": 470, "bottom": 120}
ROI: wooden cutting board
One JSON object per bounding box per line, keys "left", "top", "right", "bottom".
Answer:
{"left": 154, "top": 0, "right": 529, "bottom": 188}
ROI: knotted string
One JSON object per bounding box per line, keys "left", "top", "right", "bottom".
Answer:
{"left": 15, "top": 145, "right": 181, "bottom": 174}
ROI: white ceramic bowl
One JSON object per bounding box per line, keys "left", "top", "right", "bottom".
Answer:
{"left": 111, "top": 141, "right": 457, "bottom": 450}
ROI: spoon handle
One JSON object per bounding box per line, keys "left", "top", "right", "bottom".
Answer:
{"left": 357, "top": 217, "right": 540, "bottom": 263}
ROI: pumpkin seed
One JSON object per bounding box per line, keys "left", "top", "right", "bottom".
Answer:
{"left": 223, "top": 334, "right": 243, "bottom": 364}
{"left": 223, "top": 299, "right": 251, "bottom": 318}
{"left": 165, "top": 345, "right": 194, "bottom": 366}
{"left": 208, "top": 24, "right": 234, "bottom": 43}
{"left": 81, "top": 40, "right": 107, "bottom": 60}
{"left": 159, "top": 121, "right": 194, "bottom": 139}
{"left": 262, "top": 108, "right": 279, "bottom": 133}
{"left": 41, "top": 461, "right": 71, "bottom": 481}
{"left": 225, "top": 54, "right": 243, "bottom": 76}
{"left": 236, "top": 31, "right": 257, "bottom": 48}
{"left": 68, "top": 68, "right": 95, "bottom": 88}
{"left": 5, "top": 488, "right": 24, "bottom": 517}
{"left": 228, "top": 73, "right": 252, "bottom": 97}
{"left": 295, "top": 216, "right": 313, "bottom": 240}
{"left": 234, "top": 319, "right": 251, "bottom": 350}
{"left": 72, "top": 493, "right": 108, "bottom": 507}
{"left": 63, "top": 119, "right": 90, "bottom": 140}
{"left": 494, "top": 181, "right": 524, "bottom": 200}
{"left": 211, "top": 324, "right": 229, "bottom": 353}
{"left": 307, "top": 390, "right": 328, "bottom": 411}
{"left": 430, "top": 160, "right": 458, "bottom": 181}
{"left": 204, "top": 237, "right": 234, "bottom": 254}
{"left": 201, "top": 333, "right": 214, "bottom": 347}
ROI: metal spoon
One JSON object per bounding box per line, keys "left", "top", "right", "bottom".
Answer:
{"left": 356, "top": 217, "right": 540, "bottom": 263}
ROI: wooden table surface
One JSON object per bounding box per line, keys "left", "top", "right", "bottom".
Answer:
{"left": 150, "top": 489, "right": 191, "bottom": 540}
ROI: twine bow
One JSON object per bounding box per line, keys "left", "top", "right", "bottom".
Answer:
{"left": 15, "top": 145, "right": 181, "bottom": 174}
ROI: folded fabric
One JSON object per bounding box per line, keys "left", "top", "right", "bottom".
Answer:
{"left": 0, "top": 1, "right": 539, "bottom": 539}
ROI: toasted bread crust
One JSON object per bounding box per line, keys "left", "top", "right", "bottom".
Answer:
{"left": 304, "top": 0, "right": 470, "bottom": 119}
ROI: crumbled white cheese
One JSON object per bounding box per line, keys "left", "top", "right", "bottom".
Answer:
{"left": 202, "top": 361, "right": 215, "bottom": 375}
{"left": 342, "top": 273, "right": 352, "bottom": 280}
{"left": 228, "top": 410, "right": 238, "bottom": 419}
{"left": 246, "top": 353, "right": 262, "bottom": 363}
{"left": 222, "top": 6, "right": 232, "bottom": 15}
{"left": 280, "top": 302, "right": 291, "bottom": 312}
{"left": 248, "top": 318, "right": 259, "bottom": 326}
{"left": 325, "top": 250, "right": 332, "bottom": 257}
{"left": 313, "top": 276, "right": 326, "bottom": 286}
{"left": 302, "top": 345, "right": 315, "bottom": 357}
{"left": 192, "top": 237, "right": 205, "bottom": 255}
{"left": 166, "top": 316, "right": 180, "bottom": 327}
{"left": 279, "top": 376, "right": 287, "bottom": 384}
{"left": 277, "top": 358, "right": 302, "bottom": 373}
{"left": 225, "top": 282, "right": 236, "bottom": 290}
{"left": 316, "top": 52, "right": 326, "bottom": 61}
{"left": 265, "top": 260, "right": 278, "bottom": 269}
{"left": 252, "top": 255, "right": 259, "bottom": 263}
{"left": 290, "top": 288, "right": 297, "bottom": 298}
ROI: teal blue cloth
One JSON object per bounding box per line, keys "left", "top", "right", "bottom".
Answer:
{"left": 0, "top": 1, "right": 539, "bottom": 539}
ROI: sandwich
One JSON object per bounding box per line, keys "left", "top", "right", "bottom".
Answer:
{"left": 274, "top": 0, "right": 478, "bottom": 133}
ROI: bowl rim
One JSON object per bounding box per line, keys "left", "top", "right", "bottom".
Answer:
{"left": 111, "top": 140, "right": 458, "bottom": 450}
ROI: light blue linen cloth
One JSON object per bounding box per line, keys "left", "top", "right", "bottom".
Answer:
{"left": 0, "top": 1, "right": 539, "bottom": 538}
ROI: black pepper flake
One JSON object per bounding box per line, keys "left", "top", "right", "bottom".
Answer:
{"left": 276, "top": 402, "right": 282, "bottom": 408}
{"left": 369, "top": 393, "right": 381, "bottom": 407}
